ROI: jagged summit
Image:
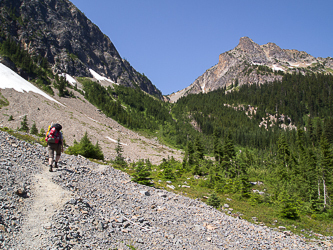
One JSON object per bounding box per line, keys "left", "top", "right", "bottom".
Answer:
{"left": 168, "top": 37, "right": 333, "bottom": 103}
{"left": 237, "top": 37, "right": 261, "bottom": 54}
{"left": 0, "top": 0, "right": 163, "bottom": 99}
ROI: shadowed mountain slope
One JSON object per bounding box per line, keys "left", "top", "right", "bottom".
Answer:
{"left": 0, "top": 0, "right": 163, "bottom": 99}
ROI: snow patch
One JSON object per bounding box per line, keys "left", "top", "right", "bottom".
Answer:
{"left": 272, "top": 65, "right": 285, "bottom": 72}
{"left": 61, "top": 73, "right": 77, "bottom": 86}
{"left": 0, "top": 63, "right": 65, "bottom": 106}
{"left": 106, "top": 136, "right": 127, "bottom": 146}
{"left": 89, "top": 69, "right": 115, "bottom": 84}
{"left": 201, "top": 82, "right": 206, "bottom": 93}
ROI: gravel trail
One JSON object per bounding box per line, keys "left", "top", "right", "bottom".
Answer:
{"left": 14, "top": 167, "right": 72, "bottom": 249}
{"left": 0, "top": 130, "right": 331, "bottom": 249}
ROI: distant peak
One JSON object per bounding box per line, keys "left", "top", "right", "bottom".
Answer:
{"left": 239, "top": 36, "right": 254, "bottom": 43}
{"left": 237, "top": 37, "right": 260, "bottom": 53}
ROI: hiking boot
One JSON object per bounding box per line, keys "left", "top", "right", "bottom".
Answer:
{"left": 49, "top": 165, "right": 53, "bottom": 172}
{"left": 54, "top": 162, "right": 58, "bottom": 168}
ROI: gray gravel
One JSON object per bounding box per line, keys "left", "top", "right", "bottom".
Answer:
{"left": 0, "top": 130, "right": 331, "bottom": 249}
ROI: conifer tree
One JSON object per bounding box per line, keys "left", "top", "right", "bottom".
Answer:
{"left": 213, "top": 129, "right": 223, "bottom": 163}
{"left": 307, "top": 149, "right": 318, "bottom": 202}
{"left": 38, "top": 127, "right": 46, "bottom": 137}
{"left": 234, "top": 78, "right": 239, "bottom": 87}
{"left": 186, "top": 140, "right": 195, "bottom": 167}
{"left": 276, "top": 134, "right": 291, "bottom": 182}
{"left": 115, "top": 137, "right": 126, "bottom": 166}
{"left": 192, "top": 161, "right": 201, "bottom": 176}
{"left": 324, "top": 118, "right": 333, "bottom": 144}
{"left": 30, "top": 122, "right": 38, "bottom": 135}
{"left": 162, "top": 160, "right": 175, "bottom": 180}
{"left": 307, "top": 117, "right": 315, "bottom": 146}
{"left": 278, "top": 192, "right": 300, "bottom": 219}
{"left": 315, "top": 119, "right": 323, "bottom": 146}
{"left": 79, "top": 132, "right": 95, "bottom": 156}
{"left": 295, "top": 129, "right": 307, "bottom": 188}
{"left": 207, "top": 193, "right": 221, "bottom": 208}
{"left": 58, "top": 76, "right": 67, "bottom": 97}
{"left": 223, "top": 133, "right": 236, "bottom": 161}
{"left": 207, "top": 167, "right": 216, "bottom": 188}
{"left": 222, "top": 133, "right": 236, "bottom": 178}
{"left": 194, "top": 136, "right": 204, "bottom": 162}
{"left": 319, "top": 134, "right": 333, "bottom": 208}
{"left": 19, "top": 115, "right": 29, "bottom": 132}
{"left": 132, "top": 160, "right": 151, "bottom": 186}
{"left": 94, "top": 141, "right": 104, "bottom": 161}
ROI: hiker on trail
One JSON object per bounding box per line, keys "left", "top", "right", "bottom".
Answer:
{"left": 45, "top": 123, "right": 63, "bottom": 172}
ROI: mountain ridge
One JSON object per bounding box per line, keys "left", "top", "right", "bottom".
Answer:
{"left": 0, "top": 0, "right": 163, "bottom": 99}
{"left": 168, "top": 37, "right": 333, "bottom": 102}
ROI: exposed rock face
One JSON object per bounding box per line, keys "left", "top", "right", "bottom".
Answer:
{"left": 168, "top": 37, "right": 333, "bottom": 102}
{"left": 0, "top": 0, "right": 163, "bottom": 99}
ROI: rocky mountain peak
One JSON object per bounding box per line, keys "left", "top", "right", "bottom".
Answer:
{"left": 168, "top": 37, "right": 333, "bottom": 103}
{"left": 236, "top": 36, "right": 261, "bottom": 54}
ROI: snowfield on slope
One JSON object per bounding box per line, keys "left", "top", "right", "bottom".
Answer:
{"left": 60, "top": 73, "right": 77, "bottom": 86}
{"left": 89, "top": 68, "right": 116, "bottom": 83}
{"left": 0, "top": 63, "right": 64, "bottom": 106}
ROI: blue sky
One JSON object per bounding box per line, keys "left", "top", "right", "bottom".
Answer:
{"left": 70, "top": 0, "right": 333, "bottom": 95}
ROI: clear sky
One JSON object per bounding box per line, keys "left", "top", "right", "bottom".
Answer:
{"left": 70, "top": 0, "right": 333, "bottom": 95}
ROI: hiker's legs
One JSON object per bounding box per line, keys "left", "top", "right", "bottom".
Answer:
{"left": 48, "top": 157, "right": 53, "bottom": 172}
{"left": 55, "top": 154, "right": 61, "bottom": 168}
{"left": 55, "top": 154, "right": 61, "bottom": 162}
{"left": 47, "top": 144, "right": 56, "bottom": 172}
{"left": 54, "top": 143, "right": 62, "bottom": 168}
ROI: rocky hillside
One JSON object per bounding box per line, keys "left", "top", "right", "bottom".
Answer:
{"left": 1, "top": 130, "right": 330, "bottom": 249}
{"left": 0, "top": 0, "right": 162, "bottom": 99}
{"left": 0, "top": 63, "right": 181, "bottom": 165}
{"left": 168, "top": 37, "right": 333, "bottom": 102}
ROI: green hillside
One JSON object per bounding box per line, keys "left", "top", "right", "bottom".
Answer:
{"left": 80, "top": 69, "right": 333, "bottom": 236}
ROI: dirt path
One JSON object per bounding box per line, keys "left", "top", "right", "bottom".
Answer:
{"left": 16, "top": 165, "right": 72, "bottom": 249}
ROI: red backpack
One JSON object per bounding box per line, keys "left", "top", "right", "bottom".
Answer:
{"left": 45, "top": 124, "right": 62, "bottom": 144}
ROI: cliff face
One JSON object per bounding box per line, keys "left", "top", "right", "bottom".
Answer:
{"left": 0, "top": 0, "right": 163, "bottom": 99}
{"left": 168, "top": 37, "right": 333, "bottom": 102}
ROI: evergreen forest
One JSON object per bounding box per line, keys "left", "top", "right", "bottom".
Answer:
{"left": 79, "top": 69, "right": 333, "bottom": 231}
